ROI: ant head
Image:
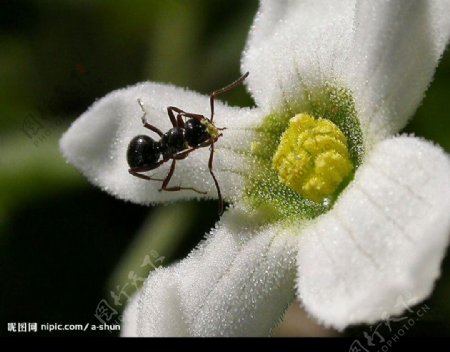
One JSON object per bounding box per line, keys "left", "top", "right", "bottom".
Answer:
{"left": 127, "top": 135, "right": 161, "bottom": 168}
{"left": 185, "top": 118, "right": 212, "bottom": 146}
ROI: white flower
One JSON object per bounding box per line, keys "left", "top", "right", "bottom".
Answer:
{"left": 60, "top": 0, "right": 450, "bottom": 336}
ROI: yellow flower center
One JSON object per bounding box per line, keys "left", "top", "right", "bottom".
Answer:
{"left": 272, "top": 114, "right": 353, "bottom": 203}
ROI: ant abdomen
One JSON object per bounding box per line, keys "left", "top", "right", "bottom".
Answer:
{"left": 127, "top": 135, "right": 160, "bottom": 168}
{"left": 185, "top": 119, "right": 209, "bottom": 147}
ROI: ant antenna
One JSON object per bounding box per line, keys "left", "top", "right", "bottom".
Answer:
{"left": 209, "top": 72, "right": 249, "bottom": 122}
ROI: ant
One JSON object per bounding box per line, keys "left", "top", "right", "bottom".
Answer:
{"left": 127, "top": 72, "right": 249, "bottom": 216}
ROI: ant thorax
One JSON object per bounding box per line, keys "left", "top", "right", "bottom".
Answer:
{"left": 201, "top": 119, "right": 220, "bottom": 140}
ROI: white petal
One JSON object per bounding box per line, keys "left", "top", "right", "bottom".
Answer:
{"left": 243, "top": 1, "right": 450, "bottom": 143}
{"left": 121, "top": 291, "right": 140, "bottom": 337}
{"left": 60, "top": 82, "right": 260, "bottom": 205}
{"left": 135, "top": 209, "right": 298, "bottom": 336}
{"left": 241, "top": 0, "right": 356, "bottom": 113}
{"left": 298, "top": 136, "right": 450, "bottom": 330}
{"left": 348, "top": 0, "right": 450, "bottom": 143}
{"left": 137, "top": 265, "right": 190, "bottom": 336}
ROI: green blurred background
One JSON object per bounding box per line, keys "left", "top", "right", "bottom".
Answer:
{"left": 0, "top": 0, "right": 449, "bottom": 337}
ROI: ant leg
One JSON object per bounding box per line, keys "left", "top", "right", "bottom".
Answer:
{"left": 167, "top": 106, "right": 185, "bottom": 127}
{"left": 160, "top": 159, "right": 207, "bottom": 194}
{"left": 180, "top": 112, "right": 207, "bottom": 122}
{"left": 173, "top": 147, "right": 196, "bottom": 160}
{"left": 168, "top": 106, "right": 208, "bottom": 123}
{"left": 209, "top": 72, "right": 249, "bottom": 122}
{"left": 129, "top": 171, "right": 164, "bottom": 182}
{"left": 197, "top": 137, "right": 220, "bottom": 148}
{"left": 167, "top": 106, "right": 185, "bottom": 114}
{"left": 208, "top": 142, "right": 224, "bottom": 216}
{"left": 168, "top": 106, "right": 203, "bottom": 126}
{"left": 137, "top": 99, "right": 163, "bottom": 137}
{"left": 175, "top": 113, "right": 185, "bottom": 128}
{"left": 128, "top": 162, "right": 165, "bottom": 181}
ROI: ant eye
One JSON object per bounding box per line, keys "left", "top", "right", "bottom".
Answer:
{"left": 127, "top": 135, "right": 160, "bottom": 168}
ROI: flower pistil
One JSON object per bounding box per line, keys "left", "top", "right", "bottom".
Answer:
{"left": 272, "top": 113, "right": 353, "bottom": 203}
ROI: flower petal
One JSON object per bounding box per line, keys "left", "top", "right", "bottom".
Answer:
{"left": 243, "top": 0, "right": 450, "bottom": 143}
{"left": 297, "top": 136, "right": 450, "bottom": 330}
{"left": 121, "top": 291, "right": 140, "bottom": 337}
{"left": 60, "top": 82, "right": 259, "bottom": 205}
{"left": 241, "top": 0, "right": 356, "bottom": 113}
{"left": 348, "top": 0, "right": 450, "bottom": 142}
{"left": 132, "top": 209, "right": 298, "bottom": 336}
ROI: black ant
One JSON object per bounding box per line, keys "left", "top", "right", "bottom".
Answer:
{"left": 127, "top": 72, "right": 249, "bottom": 216}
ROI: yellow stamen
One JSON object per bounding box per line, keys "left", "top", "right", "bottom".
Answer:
{"left": 272, "top": 114, "right": 353, "bottom": 203}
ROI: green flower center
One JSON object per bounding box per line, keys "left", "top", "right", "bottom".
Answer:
{"left": 272, "top": 114, "right": 353, "bottom": 203}
{"left": 244, "top": 84, "right": 364, "bottom": 223}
